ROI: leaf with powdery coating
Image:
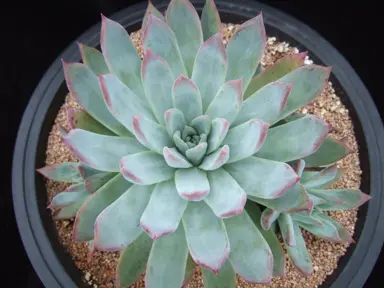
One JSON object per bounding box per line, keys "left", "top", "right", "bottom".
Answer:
{"left": 201, "top": 0, "right": 221, "bottom": 41}
{"left": 199, "top": 145, "right": 229, "bottom": 171}
{"left": 315, "top": 213, "right": 353, "bottom": 243}
{"left": 185, "top": 143, "right": 208, "bottom": 166}
{"left": 205, "top": 168, "right": 246, "bottom": 218}
{"left": 244, "top": 52, "right": 307, "bottom": 98}
{"left": 142, "top": 0, "right": 165, "bottom": 30}
{"left": 163, "top": 147, "right": 192, "bottom": 168}
{"left": 101, "top": 15, "right": 145, "bottom": 99}
{"left": 207, "top": 118, "right": 229, "bottom": 154}
{"left": 54, "top": 195, "right": 91, "bottom": 220}
{"left": 201, "top": 259, "right": 236, "bottom": 288}
{"left": 120, "top": 151, "right": 175, "bottom": 185}
{"left": 141, "top": 180, "right": 187, "bottom": 240}
{"left": 77, "top": 163, "right": 103, "bottom": 179}
{"left": 233, "top": 81, "right": 293, "bottom": 127}
{"left": 206, "top": 79, "right": 243, "bottom": 125}
{"left": 143, "top": 14, "right": 187, "bottom": 78}
{"left": 84, "top": 172, "right": 116, "bottom": 193}
{"left": 66, "top": 107, "right": 116, "bottom": 136}
{"left": 278, "top": 214, "right": 296, "bottom": 247}
{"left": 301, "top": 164, "right": 343, "bottom": 189}
{"left": 182, "top": 201, "right": 230, "bottom": 273}
{"left": 223, "top": 119, "right": 269, "bottom": 164}
{"left": 225, "top": 14, "right": 266, "bottom": 91}
{"left": 261, "top": 208, "right": 280, "bottom": 231}
{"left": 175, "top": 168, "right": 210, "bottom": 201}
{"left": 224, "top": 210, "right": 273, "bottom": 284}
{"left": 302, "top": 137, "right": 353, "bottom": 168}
{"left": 37, "top": 162, "right": 82, "bottom": 183}
{"left": 142, "top": 49, "right": 174, "bottom": 125}
{"left": 256, "top": 115, "right": 331, "bottom": 163}
{"left": 190, "top": 115, "right": 211, "bottom": 135}
{"left": 49, "top": 186, "right": 89, "bottom": 209}
{"left": 192, "top": 32, "right": 227, "bottom": 111}
{"left": 164, "top": 108, "right": 187, "bottom": 137}
{"left": 62, "top": 129, "right": 147, "bottom": 172}
{"left": 116, "top": 232, "right": 153, "bottom": 288}
{"left": 94, "top": 184, "right": 153, "bottom": 251}
{"left": 224, "top": 157, "right": 300, "bottom": 199}
{"left": 145, "top": 224, "right": 189, "bottom": 288}
{"left": 78, "top": 43, "right": 109, "bottom": 75}
{"left": 311, "top": 189, "right": 371, "bottom": 211}
{"left": 72, "top": 174, "right": 132, "bottom": 241}
{"left": 172, "top": 75, "right": 203, "bottom": 123}
{"left": 166, "top": 0, "right": 203, "bottom": 76}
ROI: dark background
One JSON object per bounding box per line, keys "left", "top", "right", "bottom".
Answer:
{"left": 3, "top": 0, "right": 382, "bottom": 286}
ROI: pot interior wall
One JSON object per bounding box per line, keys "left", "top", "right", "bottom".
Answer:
{"left": 34, "top": 4, "right": 370, "bottom": 288}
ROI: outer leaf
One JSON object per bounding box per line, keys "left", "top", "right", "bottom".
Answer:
{"left": 49, "top": 188, "right": 89, "bottom": 209}
{"left": 201, "top": 260, "right": 236, "bottom": 288}
{"left": 244, "top": 52, "right": 307, "bottom": 98}
{"left": 145, "top": 224, "right": 188, "bottom": 288}
{"left": 185, "top": 142, "right": 208, "bottom": 166}
{"left": 143, "top": 14, "right": 187, "bottom": 78}
{"left": 275, "top": 65, "right": 332, "bottom": 121}
{"left": 303, "top": 137, "right": 353, "bottom": 167}
{"left": 223, "top": 119, "right": 269, "bottom": 163}
{"left": 120, "top": 151, "right": 175, "bottom": 185}
{"left": 249, "top": 183, "right": 311, "bottom": 213}
{"left": 37, "top": 162, "right": 82, "bottom": 183}
{"left": 73, "top": 174, "right": 132, "bottom": 241}
{"left": 301, "top": 164, "right": 343, "bottom": 189}
{"left": 166, "top": 0, "right": 203, "bottom": 76}
{"left": 246, "top": 201, "right": 286, "bottom": 277}
{"left": 201, "top": 0, "right": 221, "bottom": 41}
{"left": 311, "top": 189, "right": 371, "bottom": 211}
{"left": 225, "top": 14, "right": 266, "bottom": 91}
{"left": 224, "top": 157, "right": 300, "bottom": 199}
{"left": 163, "top": 147, "right": 193, "bottom": 168}
{"left": 66, "top": 107, "right": 116, "bottom": 136}
{"left": 182, "top": 201, "right": 229, "bottom": 273}
{"left": 207, "top": 118, "right": 229, "bottom": 153}
{"left": 132, "top": 115, "right": 173, "bottom": 154}
{"left": 142, "top": 49, "right": 174, "bottom": 125}
{"left": 224, "top": 210, "right": 273, "bottom": 284}
{"left": 142, "top": 0, "right": 165, "bottom": 30}
{"left": 99, "top": 74, "right": 156, "bottom": 133}
{"left": 78, "top": 43, "right": 109, "bottom": 75}
{"left": 116, "top": 232, "right": 153, "bottom": 288}
{"left": 278, "top": 214, "right": 296, "bottom": 247}
{"left": 175, "top": 168, "right": 210, "bottom": 201}
{"left": 290, "top": 212, "right": 324, "bottom": 227}
{"left": 77, "top": 163, "right": 103, "bottom": 179}
{"left": 62, "top": 129, "right": 147, "bottom": 172}
{"left": 233, "top": 81, "right": 293, "bottom": 126}
{"left": 141, "top": 180, "right": 188, "bottom": 240}
{"left": 205, "top": 79, "right": 243, "bottom": 125}
{"left": 316, "top": 213, "right": 353, "bottom": 243}
{"left": 101, "top": 15, "right": 144, "bottom": 99}
{"left": 205, "top": 168, "right": 246, "bottom": 218}
{"left": 54, "top": 195, "right": 91, "bottom": 220}
{"left": 255, "top": 115, "right": 331, "bottom": 163}
{"left": 62, "top": 61, "right": 129, "bottom": 136}
{"left": 190, "top": 115, "right": 211, "bottom": 135}
{"left": 284, "top": 223, "right": 313, "bottom": 276}
{"left": 192, "top": 32, "right": 227, "bottom": 110}
{"left": 84, "top": 172, "right": 116, "bottom": 193}
{"left": 94, "top": 184, "right": 153, "bottom": 251}
{"left": 199, "top": 145, "right": 229, "bottom": 171}
{"left": 261, "top": 208, "right": 280, "bottom": 230}
{"left": 164, "top": 108, "right": 187, "bottom": 137}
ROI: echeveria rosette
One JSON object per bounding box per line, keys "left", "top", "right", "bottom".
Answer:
{"left": 258, "top": 159, "right": 371, "bottom": 276}
{"left": 35, "top": 0, "right": 368, "bottom": 287}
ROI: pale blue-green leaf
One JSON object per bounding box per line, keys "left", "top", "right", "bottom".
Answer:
{"left": 192, "top": 32, "right": 227, "bottom": 110}
{"left": 205, "top": 168, "right": 246, "bottom": 218}
{"left": 173, "top": 131, "right": 189, "bottom": 153}
{"left": 225, "top": 14, "right": 266, "bottom": 91}
{"left": 101, "top": 15, "right": 144, "bottom": 99}
{"left": 99, "top": 74, "right": 156, "bottom": 133}
{"left": 190, "top": 115, "right": 211, "bottom": 135}
{"left": 78, "top": 43, "right": 109, "bottom": 75}
{"left": 260, "top": 208, "right": 280, "bottom": 230}
{"left": 185, "top": 143, "right": 208, "bottom": 166}
{"left": 224, "top": 210, "right": 273, "bottom": 283}
{"left": 49, "top": 186, "right": 88, "bottom": 209}
{"left": 84, "top": 172, "right": 116, "bottom": 193}
{"left": 182, "top": 201, "right": 229, "bottom": 273}
{"left": 145, "top": 224, "right": 188, "bottom": 288}
{"left": 166, "top": 0, "right": 203, "bottom": 76}
{"left": 163, "top": 147, "right": 192, "bottom": 168}
{"left": 143, "top": 14, "right": 187, "bottom": 77}
{"left": 175, "top": 168, "right": 210, "bottom": 201}
{"left": 278, "top": 214, "right": 296, "bottom": 247}
{"left": 94, "top": 184, "right": 153, "bottom": 251}
{"left": 120, "top": 151, "right": 175, "bottom": 185}
{"left": 201, "top": 0, "right": 221, "bottom": 41}
{"left": 37, "top": 162, "right": 82, "bottom": 183}
{"left": 255, "top": 115, "right": 331, "bottom": 162}
{"left": 290, "top": 211, "right": 324, "bottom": 227}
{"left": 53, "top": 195, "right": 91, "bottom": 220}
{"left": 224, "top": 157, "right": 300, "bottom": 199}
{"left": 183, "top": 254, "right": 196, "bottom": 287}
{"left": 164, "top": 108, "right": 187, "bottom": 137}
{"left": 310, "top": 189, "right": 371, "bottom": 211}
{"left": 62, "top": 129, "right": 147, "bottom": 172}
{"left": 72, "top": 174, "right": 132, "bottom": 241}
{"left": 301, "top": 171, "right": 319, "bottom": 182}
{"left": 223, "top": 119, "right": 269, "bottom": 164}
{"left": 199, "top": 145, "right": 229, "bottom": 171}
{"left": 141, "top": 180, "right": 188, "bottom": 240}
{"left": 309, "top": 194, "right": 327, "bottom": 206}
{"left": 314, "top": 212, "right": 353, "bottom": 243}
{"left": 62, "top": 62, "right": 129, "bottom": 136}
{"left": 201, "top": 260, "right": 236, "bottom": 288}
{"left": 301, "top": 164, "right": 343, "bottom": 189}
{"left": 142, "top": 1, "right": 165, "bottom": 30}
{"left": 207, "top": 118, "right": 229, "bottom": 154}
{"left": 172, "top": 75, "right": 203, "bottom": 123}
{"left": 77, "top": 163, "right": 104, "bottom": 179}
{"left": 205, "top": 79, "right": 243, "bottom": 125}
{"left": 142, "top": 49, "right": 174, "bottom": 125}
{"left": 291, "top": 159, "right": 306, "bottom": 177}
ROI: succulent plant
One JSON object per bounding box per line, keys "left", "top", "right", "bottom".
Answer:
{"left": 37, "top": 0, "right": 371, "bottom": 287}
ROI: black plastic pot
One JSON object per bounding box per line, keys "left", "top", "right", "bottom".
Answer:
{"left": 12, "top": 0, "right": 384, "bottom": 287}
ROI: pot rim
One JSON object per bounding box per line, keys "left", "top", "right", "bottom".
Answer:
{"left": 12, "top": 1, "right": 384, "bottom": 287}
